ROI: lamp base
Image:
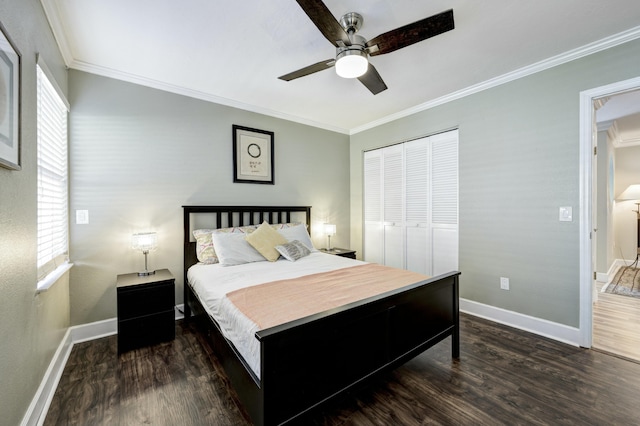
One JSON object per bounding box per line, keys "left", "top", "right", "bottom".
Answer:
{"left": 138, "top": 270, "right": 156, "bottom": 277}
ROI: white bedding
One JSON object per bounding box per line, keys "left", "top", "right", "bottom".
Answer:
{"left": 187, "top": 252, "right": 366, "bottom": 378}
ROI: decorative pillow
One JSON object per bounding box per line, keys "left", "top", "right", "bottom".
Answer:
{"left": 275, "top": 240, "right": 311, "bottom": 262}
{"left": 269, "top": 222, "right": 302, "bottom": 230}
{"left": 245, "top": 221, "right": 289, "bottom": 262}
{"left": 278, "top": 224, "right": 316, "bottom": 252}
{"left": 212, "top": 232, "right": 265, "bottom": 266}
{"left": 193, "top": 225, "right": 257, "bottom": 264}
{"left": 193, "top": 229, "right": 217, "bottom": 264}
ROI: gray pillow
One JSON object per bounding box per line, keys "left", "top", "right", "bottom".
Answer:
{"left": 275, "top": 240, "right": 311, "bottom": 262}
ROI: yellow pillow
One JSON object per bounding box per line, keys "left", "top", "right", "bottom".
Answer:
{"left": 245, "top": 221, "right": 289, "bottom": 262}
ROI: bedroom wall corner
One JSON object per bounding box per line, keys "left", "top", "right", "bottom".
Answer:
{"left": 0, "top": 1, "right": 71, "bottom": 425}
{"left": 67, "top": 70, "right": 351, "bottom": 326}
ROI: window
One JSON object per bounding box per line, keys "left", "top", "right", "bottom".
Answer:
{"left": 36, "top": 59, "right": 70, "bottom": 289}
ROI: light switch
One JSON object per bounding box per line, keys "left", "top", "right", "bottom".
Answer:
{"left": 559, "top": 207, "right": 572, "bottom": 222}
{"left": 76, "top": 210, "right": 89, "bottom": 224}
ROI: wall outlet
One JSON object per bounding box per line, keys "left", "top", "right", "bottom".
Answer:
{"left": 500, "top": 277, "right": 510, "bottom": 290}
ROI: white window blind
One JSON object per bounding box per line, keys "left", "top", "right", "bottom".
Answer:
{"left": 37, "top": 63, "right": 70, "bottom": 281}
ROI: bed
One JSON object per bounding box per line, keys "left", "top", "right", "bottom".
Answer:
{"left": 182, "top": 205, "right": 460, "bottom": 425}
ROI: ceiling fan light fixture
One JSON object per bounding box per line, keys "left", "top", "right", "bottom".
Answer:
{"left": 335, "top": 49, "right": 368, "bottom": 79}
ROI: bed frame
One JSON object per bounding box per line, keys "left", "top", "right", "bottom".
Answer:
{"left": 183, "top": 205, "right": 460, "bottom": 425}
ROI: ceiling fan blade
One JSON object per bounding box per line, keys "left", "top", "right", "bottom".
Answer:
{"left": 295, "top": 0, "right": 351, "bottom": 47}
{"left": 357, "top": 64, "right": 387, "bottom": 95}
{"left": 278, "top": 59, "right": 336, "bottom": 81}
{"left": 366, "top": 9, "right": 454, "bottom": 56}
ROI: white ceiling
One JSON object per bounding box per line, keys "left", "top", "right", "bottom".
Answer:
{"left": 42, "top": 0, "right": 640, "bottom": 134}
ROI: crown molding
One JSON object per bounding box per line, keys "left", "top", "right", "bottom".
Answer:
{"left": 40, "top": 0, "right": 640, "bottom": 137}
{"left": 40, "top": 0, "right": 74, "bottom": 65}
{"left": 598, "top": 119, "right": 616, "bottom": 132}
{"left": 69, "top": 60, "right": 350, "bottom": 135}
{"left": 350, "top": 25, "right": 640, "bottom": 135}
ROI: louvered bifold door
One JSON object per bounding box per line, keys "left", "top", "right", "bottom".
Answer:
{"left": 404, "top": 138, "right": 430, "bottom": 274}
{"left": 383, "top": 145, "right": 404, "bottom": 269}
{"left": 430, "top": 130, "right": 459, "bottom": 275}
{"left": 363, "top": 150, "right": 383, "bottom": 264}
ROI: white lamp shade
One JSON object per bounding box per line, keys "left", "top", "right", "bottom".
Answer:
{"left": 335, "top": 53, "right": 368, "bottom": 78}
{"left": 132, "top": 232, "right": 158, "bottom": 252}
{"left": 324, "top": 223, "right": 336, "bottom": 236}
{"left": 618, "top": 184, "right": 640, "bottom": 201}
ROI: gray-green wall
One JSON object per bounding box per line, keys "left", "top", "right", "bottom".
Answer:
{"left": 351, "top": 39, "right": 640, "bottom": 327}
{"left": 0, "top": 1, "right": 69, "bottom": 425}
{"left": 68, "top": 70, "right": 350, "bottom": 325}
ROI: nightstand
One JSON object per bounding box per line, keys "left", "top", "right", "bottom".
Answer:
{"left": 318, "top": 247, "right": 356, "bottom": 259}
{"left": 116, "top": 268, "right": 175, "bottom": 353}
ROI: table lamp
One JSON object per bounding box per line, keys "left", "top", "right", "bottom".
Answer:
{"left": 132, "top": 232, "right": 157, "bottom": 276}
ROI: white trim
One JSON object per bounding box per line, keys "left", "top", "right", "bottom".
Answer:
{"left": 36, "top": 54, "right": 70, "bottom": 110}
{"left": 70, "top": 317, "right": 118, "bottom": 343}
{"left": 68, "top": 60, "right": 351, "bottom": 135}
{"left": 36, "top": 262, "right": 73, "bottom": 294}
{"left": 39, "top": 0, "right": 75, "bottom": 66}
{"left": 460, "top": 298, "right": 581, "bottom": 347}
{"left": 351, "top": 25, "right": 640, "bottom": 134}
{"left": 20, "top": 329, "right": 73, "bottom": 426}
{"left": 175, "top": 303, "right": 185, "bottom": 320}
{"left": 22, "top": 304, "right": 186, "bottom": 425}
{"left": 579, "top": 76, "right": 640, "bottom": 349}
{"left": 39, "top": 0, "right": 640, "bottom": 135}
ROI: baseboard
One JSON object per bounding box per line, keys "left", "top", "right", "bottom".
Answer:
{"left": 22, "top": 304, "right": 186, "bottom": 425}
{"left": 460, "top": 298, "right": 581, "bottom": 347}
{"left": 20, "top": 329, "right": 73, "bottom": 426}
{"left": 598, "top": 259, "right": 633, "bottom": 283}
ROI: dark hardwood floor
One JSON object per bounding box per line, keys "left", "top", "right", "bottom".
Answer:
{"left": 44, "top": 314, "right": 640, "bottom": 425}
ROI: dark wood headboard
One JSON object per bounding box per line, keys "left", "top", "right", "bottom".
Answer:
{"left": 182, "top": 205, "right": 311, "bottom": 285}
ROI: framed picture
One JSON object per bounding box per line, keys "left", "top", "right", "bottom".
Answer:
{"left": 0, "top": 20, "right": 21, "bottom": 170}
{"left": 233, "top": 125, "right": 274, "bottom": 184}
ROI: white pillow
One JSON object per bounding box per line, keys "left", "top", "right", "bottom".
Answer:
{"left": 278, "top": 224, "right": 316, "bottom": 252}
{"left": 275, "top": 240, "right": 311, "bottom": 262}
{"left": 211, "top": 232, "right": 266, "bottom": 266}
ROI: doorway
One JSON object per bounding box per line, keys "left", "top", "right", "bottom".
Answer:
{"left": 579, "top": 76, "right": 640, "bottom": 358}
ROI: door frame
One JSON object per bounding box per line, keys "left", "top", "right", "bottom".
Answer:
{"left": 579, "top": 76, "right": 640, "bottom": 347}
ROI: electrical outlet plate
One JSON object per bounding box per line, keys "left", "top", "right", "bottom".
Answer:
{"left": 500, "top": 277, "right": 509, "bottom": 290}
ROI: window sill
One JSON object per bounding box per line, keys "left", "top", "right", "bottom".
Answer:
{"left": 36, "top": 262, "right": 73, "bottom": 294}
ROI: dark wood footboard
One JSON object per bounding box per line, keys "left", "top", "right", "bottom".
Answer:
{"left": 258, "top": 271, "right": 460, "bottom": 425}
{"left": 183, "top": 206, "right": 460, "bottom": 425}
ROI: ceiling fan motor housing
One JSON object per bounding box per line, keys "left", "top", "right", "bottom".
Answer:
{"left": 339, "top": 12, "right": 363, "bottom": 33}
{"left": 335, "top": 34, "right": 368, "bottom": 78}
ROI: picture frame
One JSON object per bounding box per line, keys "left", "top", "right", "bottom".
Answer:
{"left": 0, "top": 20, "right": 21, "bottom": 170}
{"left": 233, "top": 125, "right": 274, "bottom": 184}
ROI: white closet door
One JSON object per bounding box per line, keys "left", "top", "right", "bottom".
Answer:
{"left": 383, "top": 145, "right": 404, "bottom": 269}
{"left": 430, "top": 130, "right": 459, "bottom": 274}
{"left": 363, "top": 129, "right": 458, "bottom": 274}
{"left": 404, "top": 138, "right": 429, "bottom": 274}
{"left": 363, "top": 150, "right": 383, "bottom": 264}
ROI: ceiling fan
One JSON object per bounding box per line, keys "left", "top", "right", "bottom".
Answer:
{"left": 278, "top": 0, "right": 455, "bottom": 95}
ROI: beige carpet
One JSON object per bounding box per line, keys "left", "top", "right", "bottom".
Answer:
{"left": 604, "top": 266, "right": 640, "bottom": 299}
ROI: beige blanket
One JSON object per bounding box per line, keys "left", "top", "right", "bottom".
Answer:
{"left": 226, "top": 263, "right": 430, "bottom": 330}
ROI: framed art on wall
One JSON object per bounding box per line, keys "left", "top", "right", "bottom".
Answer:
{"left": 233, "top": 125, "right": 274, "bottom": 184}
{"left": 0, "top": 20, "right": 21, "bottom": 170}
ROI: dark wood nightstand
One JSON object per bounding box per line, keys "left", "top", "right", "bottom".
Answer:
{"left": 318, "top": 248, "right": 356, "bottom": 259}
{"left": 116, "top": 268, "right": 175, "bottom": 354}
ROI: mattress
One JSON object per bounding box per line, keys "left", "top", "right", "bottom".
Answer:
{"left": 187, "top": 252, "right": 366, "bottom": 378}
